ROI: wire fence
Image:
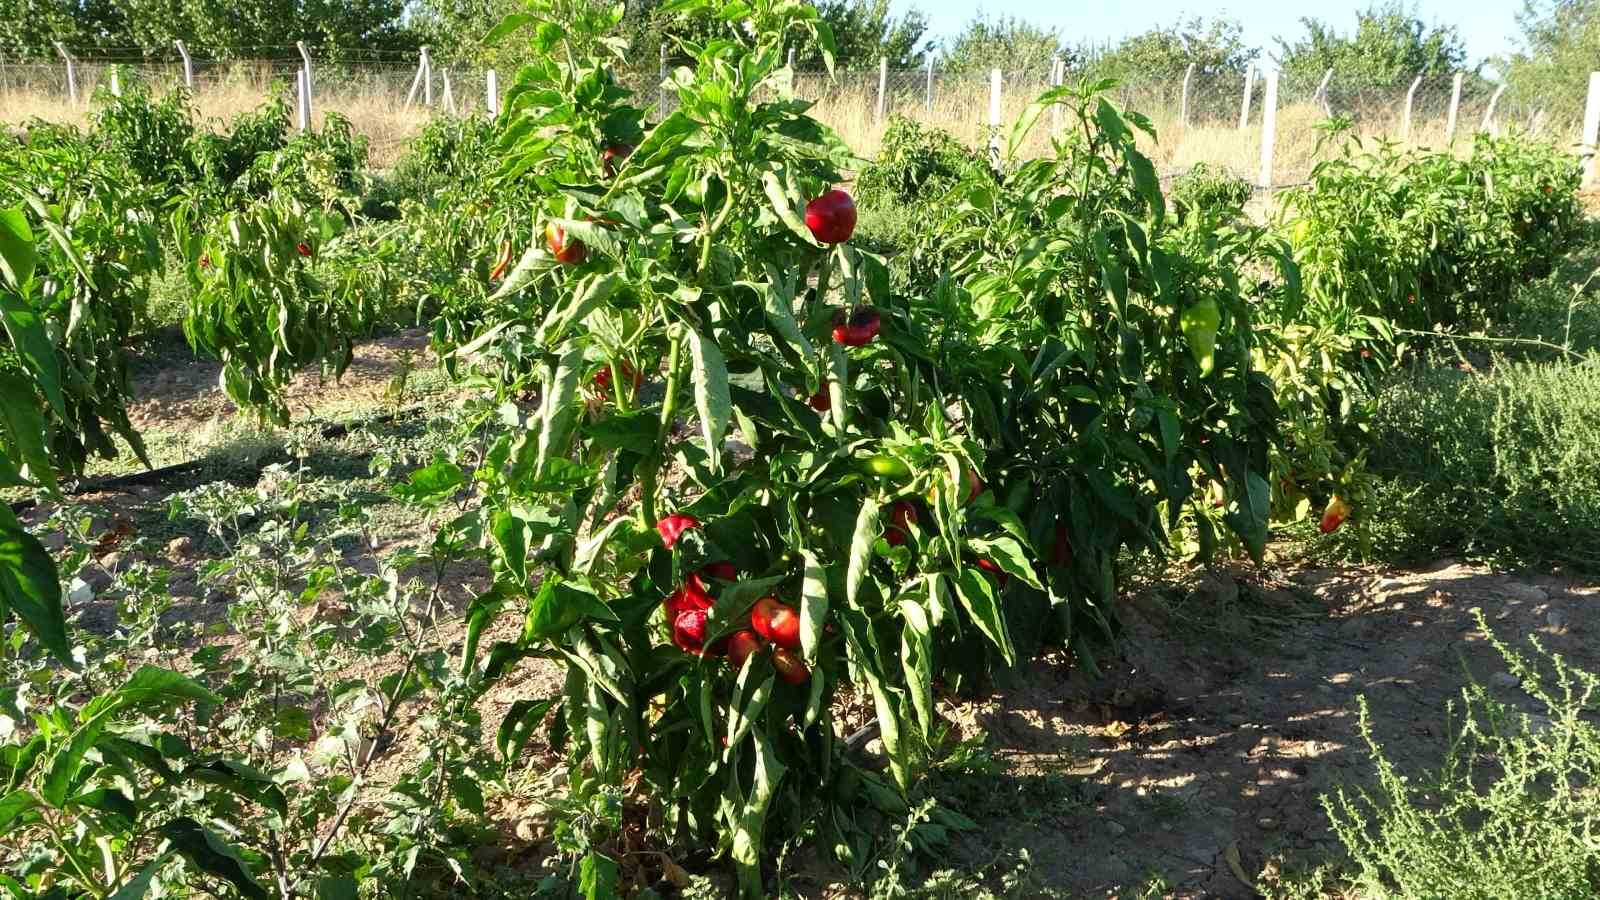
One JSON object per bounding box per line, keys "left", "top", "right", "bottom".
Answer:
{"left": 3, "top": 52, "right": 1594, "bottom": 186}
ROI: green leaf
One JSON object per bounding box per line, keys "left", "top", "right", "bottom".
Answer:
{"left": 492, "top": 510, "right": 528, "bottom": 585}
{"left": 845, "top": 497, "right": 881, "bottom": 610}
{"left": 108, "top": 854, "right": 173, "bottom": 900}
{"left": 899, "top": 596, "right": 934, "bottom": 736}
{"left": 391, "top": 459, "right": 466, "bottom": 505}
{"left": 158, "top": 817, "right": 269, "bottom": 900}
{"left": 966, "top": 535, "right": 1044, "bottom": 591}
{"left": 762, "top": 169, "right": 820, "bottom": 246}
{"left": 0, "top": 505, "right": 70, "bottom": 665}
{"left": 0, "top": 373, "right": 57, "bottom": 493}
{"left": 687, "top": 327, "right": 731, "bottom": 474}
{"left": 0, "top": 207, "right": 36, "bottom": 288}
{"left": 952, "top": 567, "right": 1014, "bottom": 665}
{"left": 798, "top": 549, "right": 828, "bottom": 664}
{"left": 523, "top": 577, "right": 614, "bottom": 641}
{"left": 1223, "top": 470, "right": 1271, "bottom": 563}
{"left": 0, "top": 789, "right": 36, "bottom": 831}
{"left": 482, "top": 12, "right": 537, "bottom": 44}
{"left": 496, "top": 698, "right": 555, "bottom": 762}
{"left": 578, "top": 851, "right": 620, "bottom": 900}
{"left": 0, "top": 292, "right": 65, "bottom": 420}
{"left": 729, "top": 729, "right": 786, "bottom": 897}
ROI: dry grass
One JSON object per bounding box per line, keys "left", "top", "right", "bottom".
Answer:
{"left": 5, "top": 61, "right": 1580, "bottom": 181}
{"left": 1, "top": 62, "right": 451, "bottom": 167}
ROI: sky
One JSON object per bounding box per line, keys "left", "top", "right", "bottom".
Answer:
{"left": 900, "top": 0, "right": 1525, "bottom": 66}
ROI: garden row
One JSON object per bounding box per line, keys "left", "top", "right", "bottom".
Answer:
{"left": 0, "top": 0, "right": 1588, "bottom": 895}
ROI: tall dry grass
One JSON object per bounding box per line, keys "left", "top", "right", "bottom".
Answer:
{"left": 1, "top": 61, "right": 447, "bottom": 167}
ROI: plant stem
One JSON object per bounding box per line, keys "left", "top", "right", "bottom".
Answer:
{"left": 639, "top": 328, "right": 684, "bottom": 525}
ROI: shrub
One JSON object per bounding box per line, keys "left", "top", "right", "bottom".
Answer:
{"left": 89, "top": 79, "right": 198, "bottom": 189}
{"left": 1312, "top": 614, "right": 1600, "bottom": 898}
{"left": 1169, "top": 162, "right": 1252, "bottom": 222}
{"left": 189, "top": 90, "right": 293, "bottom": 190}
{"left": 855, "top": 116, "right": 992, "bottom": 210}
{"left": 1350, "top": 357, "right": 1600, "bottom": 568}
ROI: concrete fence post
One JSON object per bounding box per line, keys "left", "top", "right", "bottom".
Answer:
{"left": 55, "top": 42, "right": 77, "bottom": 106}
{"left": 1258, "top": 70, "right": 1280, "bottom": 189}
{"left": 404, "top": 49, "right": 426, "bottom": 108}
{"left": 1180, "top": 63, "right": 1195, "bottom": 128}
{"left": 1313, "top": 67, "right": 1333, "bottom": 115}
{"left": 925, "top": 54, "right": 934, "bottom": 115}
{"left": 422, "top": 46, "right": 434, "bottom": 106}
{"left": 1401, "top": 75, "right": 1422, "bottom": 142}
{"left": 1238, "top": 63, "right": 1255, "bottom": 130}
{"left": 1444, "top": 72, "right": 1464, "bottom": 145}
{"left": 486, "top": 69, "right": 499, "bottom": 116}
{"left": 176, "top": 40, "right": 193, "bottom": 89}
{"left": 296, "top": 41, "right": 313, "bottom": 125}
{"left": 876, "top": 56, "right": 888, "bottom": 123}
{"left": 1479, "top": 84, "right": 1507, "bottom": 134}
{"left": 988, "top": 68, "right": 1003, "bottom": 164}
{"left": 1582, "top": 72, "right": 1600, "bottom": 186}
{"left": 296, "top": 69, "right": 310, "bottom": 130}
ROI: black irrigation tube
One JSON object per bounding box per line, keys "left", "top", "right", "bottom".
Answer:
{"left": 8, "top": 409, "right": 404, "bottom": 515}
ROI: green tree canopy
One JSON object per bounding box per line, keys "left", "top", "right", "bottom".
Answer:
{"left": 1082, "top": 17, "right": 1257, "bottom": 84}
{"left": 1274, "top": 2, "right": 1471, "bottom": 93}
{"left": 938, "top": 12, "right": 1063, "bottom": 75}
{"left": 1501, "top": 0, "right": 1600, "bottom": 112}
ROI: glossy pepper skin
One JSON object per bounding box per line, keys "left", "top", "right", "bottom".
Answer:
{"left": 750, "top": 596, "right": 801, "bottom": 650}
{"left": 1319, "top": 496, "right": 1351, "bottom": 534}
{"left": 601, "top": 143, "right": 634, "bottom": 177}
{"left": 657, "top": 513, "right": 700, "bottom": 549}
{"left": 771, "top": 647, "right": 811, "bottom": 684}
{"left": 546, "top": 222, "right": 586, "bottom": 265}
{"left": 804, "top": 189, "right": 857, "bottom": 244}
{"left": 831, "top": 308, "right": 881, "bottom": 346}
{"left": 885, "top": 500, "right": 917, "bottom": 546}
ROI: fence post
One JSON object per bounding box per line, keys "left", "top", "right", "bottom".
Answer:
{"left": 1444, "top": 72, "right": 1463, "bottom": 145}
{"left": 405, "top": 50, "right": 426, "bottom": 108}
{"left": 925, "top": 54, "right": 934, "bottom": 115}
{"left": 54, "top": 42, "right": 77, "bottom": 107}
{"left": 176, "top": 40, "right": 193, "bottom": 89}
{"left": 296, "top": 69, "right": 310, "bottom": 130}
{"left": 1401, "top": 74, "right": 1422, "bottom": 141}
{"left": 1238, "top": 63, "right": 1255, "bottom": 130}
{"left": 1583, "top": 73, "right": 1600, "bottom": 186}
{"left": 486, "top": 69, "right": 498, "bottom": 116}
{"left": 875, "top": 56, "right": 888, "bottom": 124}
{"left": 658, "top": 44, "right": 667, "bottom": 113}
{"left": 442, "top": 69, "right": 456, "bottom": 114}
{"left": 988, "top": 68, "right": 1002, "bottom": 165}
{"left": 1180, "top": 63, "right": 1195, "bottom": 128}
{"left": 1049, "top": 55, "right": 1063, "bottom": 135}
{"left": 109, "top": 66, "right": 121, "bottom": 97}
{"left": 295, "top": 41, "right": 313, "bottom": 126}
{"left": 424, "top": 47, "right": 435, "bottom": 106}
{"left": 1314, "top": 67, "right": 1333, "bottom": 115}
{"left": 1479, "top": 84, "right": 1507, "bottom": 134}
{"left": 1258, "top": 69, "right": 1279, "bottom": 189}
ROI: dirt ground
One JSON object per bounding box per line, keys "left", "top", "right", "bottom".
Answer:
{"left": 30, "top": 330, "right": 1598, "bottom": 897}
{"left": 912, "top": 560, "right": 1595, "bottom": 898}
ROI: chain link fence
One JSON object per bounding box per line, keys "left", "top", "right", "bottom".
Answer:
{"left": 3, "top": 50, "right": 1594, "bottom": 185}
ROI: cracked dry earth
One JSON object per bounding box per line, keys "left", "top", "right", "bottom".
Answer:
{"left": 922, "top": 560, "right": 1597, "bottom": 899}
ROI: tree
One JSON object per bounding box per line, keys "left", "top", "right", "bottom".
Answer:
{"left": 1501, "top": 0, "right": 1600, "bottom": 113}
{"left": 1274, "top": 2, "right": 1471, "bottom": 94}
{"left": 1084, "top": 17, "right": 1256, "bottom": 85}
{"left": 796, "top": 0, "right": 930, "bottom": 69}
{"left": 938, "top": 13, "right": 1063, "bottom": 76}
{"left": 0, "top": 0, "right": 130, "bottom": 58}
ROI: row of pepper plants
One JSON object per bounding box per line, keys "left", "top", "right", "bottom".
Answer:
{"left": 0, "top": 0, "right": 1585, "bottom": 892}
{"left": 437, "top": 0, "right": 1287, "bottom": 892}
